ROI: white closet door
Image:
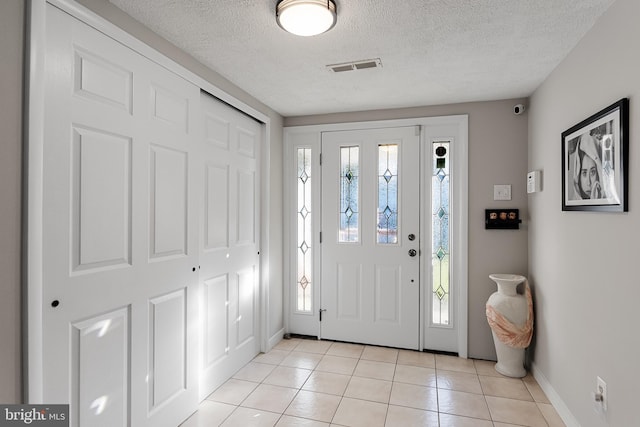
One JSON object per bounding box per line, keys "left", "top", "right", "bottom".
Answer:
{"left": 197, "top": 92, "right": 262, "bottom": 399}
{"left": 42, "top": 5, "right": 198, "bottom": 426}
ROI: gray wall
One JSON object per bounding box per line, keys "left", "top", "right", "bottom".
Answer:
{"left": 285, "top": 98, "right": 529, "bottom": 360}
{"left": 0, "top": 0, "right": 24, "bottom": 404}
{"left": 528, "top": 0, "right": 638, "bottom": 425}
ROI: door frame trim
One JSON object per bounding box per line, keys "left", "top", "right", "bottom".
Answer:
{"left": 25, "top": 0, "right": 273, "bottom": 402}
{"left": 283, "top": 116, "right": 468, "bottom": 357}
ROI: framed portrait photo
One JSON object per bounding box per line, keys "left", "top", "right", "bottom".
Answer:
{"left": 562, "top": 98, "right": 629, "bottom": 212}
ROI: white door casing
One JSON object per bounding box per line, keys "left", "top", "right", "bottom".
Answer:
{"left": 320, "top": 127, "right": 421, "bottom": 349}
{"left": 284, "top": 116, "right": 468, "bottom": 355}
{"left": 198, "top": 92, "right": 262, "bottom": 398}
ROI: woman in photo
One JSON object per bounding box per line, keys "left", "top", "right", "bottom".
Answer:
{"left": 572, "top": 133, "right": 605, "bottom": 199}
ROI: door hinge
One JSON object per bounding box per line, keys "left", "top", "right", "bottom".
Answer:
{"left": 319, "top": 153, "right": 322, "bottom": 165}
{"left": 319, "top": 308, "right": 327, "bottom": 321}
{"left": 319, "top": 231, "right": 322, "bottom": 243}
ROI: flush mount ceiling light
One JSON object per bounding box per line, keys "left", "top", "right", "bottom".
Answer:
{"left": 276, "top": 0, "right": 337, "bottom": 37}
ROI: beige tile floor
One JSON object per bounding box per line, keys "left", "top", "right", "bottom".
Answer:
{"left": 181, "top": 339, "right": 565, "bottom": 427}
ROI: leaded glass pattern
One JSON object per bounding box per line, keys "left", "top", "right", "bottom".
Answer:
{"left": 377, "top": 144, "right": 398, "bottom": 244}
{"left": 339, "top": 146, "right": 359, "bottom": 242}
{"left": 296, "top": 148, "right": 312, "bottom": 312}
{"left": 432, "top": 141, "right": 450, "bottom": 325}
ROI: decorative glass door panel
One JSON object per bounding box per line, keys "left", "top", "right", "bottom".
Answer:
{"left": 296, "top": 148, "right": 312, "bottom": 312}
{"left": 339, "top": 146, "right": 359, "bottom": 243}
{"left": 432, "top": 141, "right": 451, "bottom": 325}
{"left": 378, "top": 145, "right": 399, "bottom": 244}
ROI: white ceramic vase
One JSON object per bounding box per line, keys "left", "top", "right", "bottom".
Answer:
{"left": 487, "top": 274, "right": 528, "bottom": 378}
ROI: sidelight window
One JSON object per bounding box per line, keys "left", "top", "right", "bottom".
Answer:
{"left": 432, "top": 141, "right": 451, "bottom": 325}
{"left": 296, "top": 148, "right": 312, "bottom": 312}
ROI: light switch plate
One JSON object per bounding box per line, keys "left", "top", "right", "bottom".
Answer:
{"left": 494, "top": 184, "right": 512, "bottom": 201}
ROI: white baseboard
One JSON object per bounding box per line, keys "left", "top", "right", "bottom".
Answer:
{"left": 531, "top": 362, "right": 580, "bottom": 427}
{"left": 267, "top": 328, "right": 285, "bottom": 352}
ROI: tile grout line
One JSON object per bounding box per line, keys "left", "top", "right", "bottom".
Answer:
{"left": 475, "top": 365, "right": 496, "bottom": 425}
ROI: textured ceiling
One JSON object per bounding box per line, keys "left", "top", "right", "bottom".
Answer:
{"left": 108, "top": 0, "right": 616, "bottom": 117}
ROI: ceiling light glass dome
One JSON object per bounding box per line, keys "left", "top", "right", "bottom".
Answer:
{"left": 276, "top": 0, "right": 337, "bottom": 37}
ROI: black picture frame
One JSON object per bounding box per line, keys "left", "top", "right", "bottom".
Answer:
{"left": 562, "top": 98, "right": 629, "bottom": 212}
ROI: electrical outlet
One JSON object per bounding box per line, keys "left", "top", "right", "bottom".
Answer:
{"left": 597, "top": 376, "right": 608, "bottom": 411}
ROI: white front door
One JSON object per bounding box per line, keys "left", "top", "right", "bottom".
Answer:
{"left": 41, "top": 6, "right": 198, "bottom": 426}
{"left": 197, "top": 92, "right": 262, "bottom": 398}
{"left": 320, "top": 127, "right": 421, "bottom": 349}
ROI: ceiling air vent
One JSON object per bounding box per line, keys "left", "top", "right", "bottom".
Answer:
{"left": 327, "top": 58, "right": 382, "bottom": 73}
